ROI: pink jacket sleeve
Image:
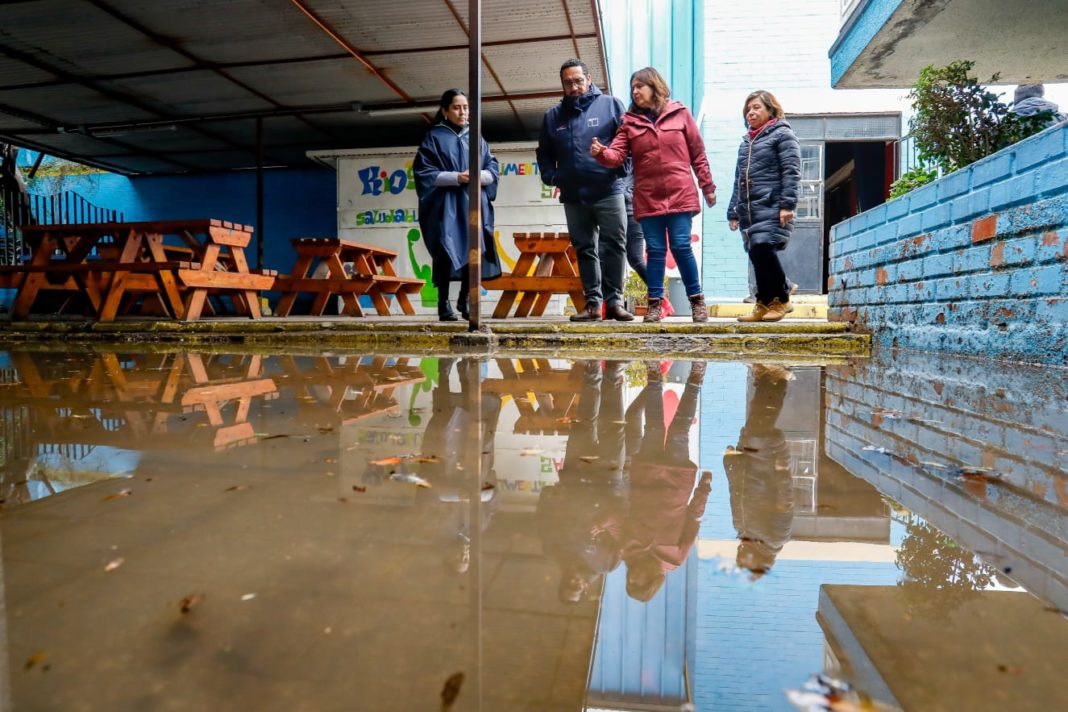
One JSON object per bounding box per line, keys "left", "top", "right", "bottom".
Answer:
{"left": 684, "top": 110, "right": 715, "bottom": 195}
{"left": 595, "top": 126, "right": 630, "bottom": 168}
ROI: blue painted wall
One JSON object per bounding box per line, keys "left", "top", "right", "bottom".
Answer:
{"left": 24, "top": 167, "right": 337, "bottom": 272}
{"left": 602, "top": 0, "right": 704, "bottom": 113}
{"left": 828, "top": 124, "right": 1068, "bottom": 365}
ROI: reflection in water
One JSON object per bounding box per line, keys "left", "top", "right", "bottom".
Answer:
{"left": 0, "top": 347, "right": 1064, "bottom": 711}
{"left": 725, "top": 364, "right": 794, "bottom": 580}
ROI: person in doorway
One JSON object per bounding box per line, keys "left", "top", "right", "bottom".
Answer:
{"left": 537, "top": 59, "right": 634, "bottom": 322}
{"left": 1010, "top": 84, "right": 1067, "bottom": 128}
{"left": 728, "top": 90, "right": 801, "bottom": 322}
{"left": 591, "top": 67, "right": 716, "bottom": 323}
{"left": 724, "top": 363, "right": 794, "bottom": 580}
{"left": 413, "top": 89, "right": 502, "bottom": 322}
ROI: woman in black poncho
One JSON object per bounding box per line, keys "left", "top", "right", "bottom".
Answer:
{"left": 413, "top": 89, "right": 502, "bottom": 321}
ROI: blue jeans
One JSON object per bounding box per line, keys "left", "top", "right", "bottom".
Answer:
{"left": 638, "top": 213, "right": 702, "bottom": 299}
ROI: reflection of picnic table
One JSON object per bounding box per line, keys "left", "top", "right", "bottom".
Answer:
{"left": 483, "top": 233, "right": 585, "bottom": 318}
{"left": 278, "top": 355, "right": 425, "bottom": 424}
{"left": 2, "top": 219, "right": 272, "bottom": 321}
{"left": 1, "top": 351, "right": 277, "bottom": 451}
{"left": 482, "top": 359, "right": 583, "bottom": 434}
{"left": 274, "top": 238, "right": 424, "bottom": 317}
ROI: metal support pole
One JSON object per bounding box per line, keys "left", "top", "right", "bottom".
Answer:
{"left": 466, "top": 0, "right": 483, "bottom": 331}
{"left": 27, "top": 152, "right": 45, "bottom": 181}
{"left": 255, "top": 117, "right": 264, "bottom": 271}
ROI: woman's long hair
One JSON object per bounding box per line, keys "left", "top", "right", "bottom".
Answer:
{"left": 434, "top": 88, "right": 467, "bottom": 125}
{"left": 629, "top": 67, "right": 671, "bottom": 114}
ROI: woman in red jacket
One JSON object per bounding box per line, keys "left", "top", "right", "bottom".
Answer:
{"left": 591, "top": 67, "right": 716, "bottom": 322}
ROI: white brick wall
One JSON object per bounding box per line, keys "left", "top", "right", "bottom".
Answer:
{"left": 700, "top": 0, "right": 910, "bottom": 298}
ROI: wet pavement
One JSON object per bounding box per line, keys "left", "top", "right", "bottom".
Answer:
{"left": 0, "top": 346, "right": 1064, "bottom": 711}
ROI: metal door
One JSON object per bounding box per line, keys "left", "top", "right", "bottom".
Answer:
{"left": 779, "top": 142, "right": 824, "bottom": 293}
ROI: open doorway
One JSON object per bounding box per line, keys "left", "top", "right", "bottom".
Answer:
{"left": 822, "top": 141, "right": 894, "bottom": 290}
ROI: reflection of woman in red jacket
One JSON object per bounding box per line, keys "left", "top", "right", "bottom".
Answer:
{"left": 592, "top": 67, "right": 716, "bottom": 324}
{"left": 623, "top": 362, "right": 711, "bottom": 602}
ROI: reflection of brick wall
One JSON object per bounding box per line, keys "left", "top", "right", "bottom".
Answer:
{"left": 828, "top": 125, "right": 1068, "bottom": 365}
{"left": 824, "top": 351, "right": 1068, "bottom": 606}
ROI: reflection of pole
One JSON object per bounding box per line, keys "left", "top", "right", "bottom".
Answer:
{"left": 0, "top": 527, "right": 11, "bottom": 712}
{"left": 462, "top": 357, "right": 483, "bottom": 712}
{"left": 466, "top": 0, "right": 482, "bottom": 332}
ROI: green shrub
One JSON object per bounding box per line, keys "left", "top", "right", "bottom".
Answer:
{"left": 908, "top": 60, "right": 1049, "bottom": 174}
{"left": 889, "top": 166, "right": 939, "bottom": 198}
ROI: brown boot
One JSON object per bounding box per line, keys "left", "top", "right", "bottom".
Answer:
{"left": 644, "top": 298, "right": 664, "bottom": 323}
{"left": 737, "top": 302, "right": 768, "bottom": 322}
{"left": 761, "top": 298, "right": 788, "bottom": 322}
{"left": 690, "top": 294, "right": 708, "bottom": 323}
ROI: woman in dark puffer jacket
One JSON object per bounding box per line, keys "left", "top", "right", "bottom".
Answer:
{"left": 727, "top": 90, "right": 801, "bottom": 322}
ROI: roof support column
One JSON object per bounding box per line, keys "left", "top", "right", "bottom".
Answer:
{"left": 467, "top": 0, "right": 483, "bottom": 332}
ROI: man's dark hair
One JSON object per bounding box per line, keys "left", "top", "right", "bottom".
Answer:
{"left": 559, "top": 58, "right": 589, "bottom": 79}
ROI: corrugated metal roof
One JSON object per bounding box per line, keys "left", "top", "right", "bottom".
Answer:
{"left": 0, "top": 0, "right": 610, "bottom": 174}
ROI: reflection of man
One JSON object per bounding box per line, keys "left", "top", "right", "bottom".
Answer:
{"left": 418, "top": 357, "right": 502, "bottom": 574}
{"left": 537, "top": 360, "right": 630, "bottom": 603}
{"left": 537, "top": 59, "right": 633, "bottom": 322}
{"left": 724, "top": 364, "right": 794, "bottom": 580}
{"left": 622, "top": 362, "right": 710, "bottom": 602}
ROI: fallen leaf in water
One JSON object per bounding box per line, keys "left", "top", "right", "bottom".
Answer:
{"left": 24, "top": 651, "right": 47, "bottom": 671}
{"left": 352, "top": 486, "right": 367, "bottom": 493}
{"left": 411, "top": 456, "right": 441, "bottom": 463}
{"left": 579, "top": 456, "right": 600, "bottom": 463}
{"left": 519, "top": 448, "right": 543, "bottom": 456}
{"left": 258, "top": 434, "right": 289, "bottom": 441}
{"left": 337, "top": 497, "right": 349, "bottom": 503}
{"left": 723, "top": 449, "right": 744, "bottom": 457}
{"left": 816, "top": 504, "right": 835, "bottom": 511}
{"left": 102, "top": 489, "right": 132, "bottom": 502}
{"left": 104, "top": 558, "right": 125, "bottom": 572}
{"left": 318, "top": 427, "right": 334, "bottom": 434}
{"left": 240, "top": 593, "right": 256, "bottom": 602}
{"left": 224, "top": 485, "right": 248, "bottom": 492}
{"left": 441, "top": 671, "right": 465, "bottom": 710}
{"left": 481, "top": 482, "right": 495, "bottom": 491}
{"left": 996, "top": 664, "right": 1023, "bottom": 675}
{"left": 370, "top": 456, "right": 403, "bottom": 466}
{"left": 179, "top": 593, "right": 202, "bottom": 614}
{"left": 389, "top": 472, "right": 431, "bottom": 488}
{"left": 741, "top": 446, "right": 760, "bottom": 453}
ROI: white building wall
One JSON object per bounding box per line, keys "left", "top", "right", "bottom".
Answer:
{"left": 701, "top": 0, "right": 910, "bottom": 298}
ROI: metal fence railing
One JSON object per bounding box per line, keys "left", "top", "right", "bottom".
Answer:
{"left": 0, "top": 189, "right": 123, "bottom": 265}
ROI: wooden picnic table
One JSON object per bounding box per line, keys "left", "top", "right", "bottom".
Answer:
{"left": 5, "top": 219, "right": 273, "bottom": 321}
{"left": 483, "top": 232, "right": 586, "bottom": 318}
{"left": 482, "top": 358, "right": 584, "bottom": 434}
{"left": 274, "top": 237, "right": 423, "bottom": 317}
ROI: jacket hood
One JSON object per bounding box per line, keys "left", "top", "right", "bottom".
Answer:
{"left": 1013, "top": 96, "right": 1061, "bottom": 117}
{"left": 624, "top": 99, "right": 687, "bottom": 122}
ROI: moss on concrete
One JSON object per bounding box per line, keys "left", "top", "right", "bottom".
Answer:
{"left": 0, "top": 317, "right": 869, "bottom": 357}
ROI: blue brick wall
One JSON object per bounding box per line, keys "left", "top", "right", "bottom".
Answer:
{"left": 828, "top": 124, "right": 1068, "bottom": 365}
{"left": 823, "top": 350, "right": 1068, "bottom": 608}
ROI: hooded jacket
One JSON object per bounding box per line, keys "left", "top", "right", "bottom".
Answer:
{"left": 594, "top": 100, "right": 715, "bottom": 220}
{"left": 1012, "top": 97, "right": 1067, "bottom": 127}
{"left": 727, "top": 119, "right": 801, "bottom": 249}
{"left": 536, "top": 84, "right": 627, "bottom": 204}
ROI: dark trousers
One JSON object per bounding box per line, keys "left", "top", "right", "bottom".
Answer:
{"left": 748, "top": 243, "right": 788, "bottom": 305}
{"left": 432, "top": 250, "right": 468, "bottom": 306}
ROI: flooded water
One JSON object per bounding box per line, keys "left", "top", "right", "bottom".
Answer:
{"left": 0, "top": 346, "right": 1064, "bottom": 711}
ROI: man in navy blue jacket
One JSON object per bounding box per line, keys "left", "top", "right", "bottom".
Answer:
{"left": 537, "top": 59, "right": 633, "bottom": 322}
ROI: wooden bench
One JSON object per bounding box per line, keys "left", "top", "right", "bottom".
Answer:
{"left": 483, "top": 232, "right": 586, "bottom": 318}
{"left": 275, "top": 237, "right": 423, "bottom": 317}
